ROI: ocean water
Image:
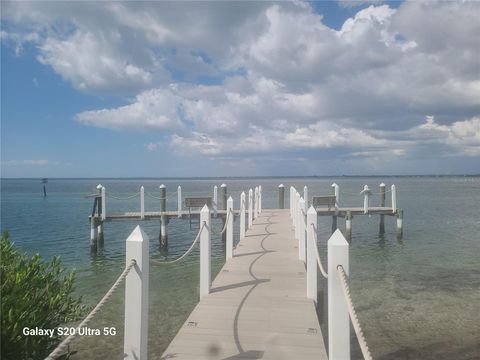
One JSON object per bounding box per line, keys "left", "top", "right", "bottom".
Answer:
{"left": 1, "top": 177, "right": 479, "bottom": 360}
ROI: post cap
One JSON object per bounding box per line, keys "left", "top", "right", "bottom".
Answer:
{"left": 214, "top": 185, "right": 218, "bottom": 189}
{"left": 159, "top": 184, "right": 166, "bottom": 188}
{"left": 307, "top": 205, "right": 317, "bottom": 215}
{"left": 380, "top": 182, "right": 386, "bottom": 187}
{"left": 331, "top": 183, "right": 338, "bottom": 187}
{"left": 177, "top": 185, "right": 181, "bottom": 189}
{"left": 220, "top": 184, "right": 227, "bottom": 187}
{"left": 200, "top": 204, "right": 209, "bottom": 213}
{"left": 141, "top": 185, "right": 144, "bottom": 190}
{"left": 96, "top": 184, "right": 103, "bottom": 189}
{"left": 279, "top": 184, "right": 285, "bottom": 188}
{"left": 391, "top": 184, "right": 396, "bottom": 189}
{"left": 328, "top": 229, "right": 349, "bottom": 246}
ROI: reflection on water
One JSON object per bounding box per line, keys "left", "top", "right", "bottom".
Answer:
{"left": 1, "top": 177, "right": 479, "bottom": 359}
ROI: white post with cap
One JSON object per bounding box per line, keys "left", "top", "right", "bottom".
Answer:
{"left": 226, "top": 196, "right": 233, "bottom": 260}
{"left": 124, "top": 225, "right": 149, "bottom": 360}
{"left": 200, "top": 205, "right": 211, "bottom": 299}
{"left": 328, "top": 229, "right": 350, "bottom": 360}
{"left": 307, "top": 205, "right": 318, "bottom": 304}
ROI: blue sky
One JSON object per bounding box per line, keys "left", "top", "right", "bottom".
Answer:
{"left": 1, "top": 1, "right": 479, "bottom": 178}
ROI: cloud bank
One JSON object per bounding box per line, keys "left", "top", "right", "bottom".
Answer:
{"left": 2, "top": 1, "right": 479, "bottom": 173}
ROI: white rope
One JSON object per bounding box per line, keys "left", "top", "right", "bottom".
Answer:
{"left": 311, "top": 224, "right": 328, "bottom": 279}
{"left": 337, "top": 265, "right": 373, "bottom": 360}
{"left": 150, "top": 222, "right": 206, "bottom": 265}
{"left": 44, "top": 259, "right": 137, "bottom": 360}
{"left": 108, "top": 192, "right": 140, "bottom": 200}
{"left": 211, "top": 209, "right": 232, "bottom": 235}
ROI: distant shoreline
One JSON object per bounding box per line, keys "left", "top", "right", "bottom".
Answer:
{"left": 1, "top": 174, "right": 479, "bottom": 180}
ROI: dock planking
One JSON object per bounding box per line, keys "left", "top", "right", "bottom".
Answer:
{"left": 160, "top": 209, "right": 328, "bottom": 360}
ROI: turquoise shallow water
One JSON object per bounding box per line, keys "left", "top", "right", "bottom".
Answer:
{"left": 1, "top": 177, "right": 479, "bottom": 359}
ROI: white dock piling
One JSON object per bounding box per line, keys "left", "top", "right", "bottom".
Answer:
{"left": 346, "top": 210, "right": 352, "bottom": 239}
{"left": 307, "top": 206, "right": 318, "bottom": 304}
{"left": 213, "top": 185, "right": 218, "bottom": 218}
{"left": 200, "top": 205, "right": 211, "bottom": 299}
{"left": 299, "top": 197, "right": 306, "bottom": 262}
{"left": 303, "top": 186, "right": 308, "bottom": 207}
{"left": 101, "top": 186, "right": 106, "bottom": 221}
{"left": 140, "top": 186, "right": 145, "bottom": 220}
{"left": 331, "top": 183, "right": 339, "bottom": 209}
{"left": 248, "top": 189, "right": 253, "bottom": 229}
{"left": 240, "top": 192, "right": 246, "bottom": 239}
{"left": 159, "top": 184, "right": 167, "bottom": 247}
{"left": 177, "top": 186, "right": 182, "bottom": 218}
{"left": 124, "top": 226, "right": 149, "bottom": 360}
{"left": 391, "top": 184, "right": 397, "bottom": 213}
{"left": 328, "top": 230, "right": 350, "bottom": 360}
{"left": 361, "top": 185, "right": 371, "bottom": 214}
{"left": 226, "top": 196, "right": 233, "bottom": 260}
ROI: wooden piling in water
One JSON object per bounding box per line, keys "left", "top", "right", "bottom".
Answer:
{"left": 396, "top": 209, "right": 403, "bottom": 239}
{"left": 159, "top": 184, "right": 168, "bottom": 248}
{"left": 379, "top": 183, "right": 386, "bottom": 235}
{"left": 331, "top": 184, "right": 338, "bottom": 233}
{"left": 278, "top": 184, "right": 285, "bottom": 209}
{"left": 96, "top": 185, "right": 104, "bottom": 246}
{"left": 345, "top": 210, "right": 352, "bottom": 240}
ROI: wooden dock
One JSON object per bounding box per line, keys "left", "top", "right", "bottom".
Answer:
{"left": 100, "top": 210, "right": 238, "bottom": 221}
{"left": 161, "top": 209, "right": 328, "bottom": 360}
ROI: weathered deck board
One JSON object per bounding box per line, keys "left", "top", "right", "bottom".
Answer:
{"left": 160, "top": 209, "right": 328, "bottom": 360}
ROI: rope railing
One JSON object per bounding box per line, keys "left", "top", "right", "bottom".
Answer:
{"left": 310, "top": 224, "right": 328, "bottom": 279}
{"left": 108, "top": 192, "right": 140, "bottom": 200}
{"left": 337, "top": 265, "right": 373, "bottom": 360}
{"left": 44, "top": 259, "right": 137, "bottom": 360}
{"left": 150, "top": 222, "right": 206, "bottom": 265}
{"left": 145, "top": 190, "right": 179, "bottom": 200}
{"left": 210, "top": 209, "right": 233, "bottom": 235}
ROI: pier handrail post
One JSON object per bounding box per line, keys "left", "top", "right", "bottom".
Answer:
{"left": 200, "top": 205, "right": 211, "bottom": 299}
{"left": 226, "top": 196, "right": 233, "bottom": 260}
{"left": 361, "top": 185, "right": 370, "bottom": 214}
{"left": 259, "top": 185, "right": 262, "bottom": 213}
{"left": 213, "top": 185, "right": 218, "bottom": 218}
{"left": 253, "top": 186, "right": 258, "bottom": 220}
{"left": 289, "top": 186, "right": 293, "bottom": 217}
{"left": 294, "top": 191, "right": 298, "bottom": 240}
{"left": 299, "top": 197, "right": 306, "bottom": 262}
{"left": 140, "top": 186, "right": 145, "bottom": 220}
{"left": 124, "top": 226, "right": 149, "bottom": 360}
{"left": 331, "top": 183, "right": 339, "bottom": 209}
{"left": 101, "top": 185, "right": 106, "bottom": 221}
{"left": 391, "top": 184, "right": 397, "bottom": 213}
{"left": 177, "top": 185, "right": 182, "bottom": 218}
{"left": 303, "top": 185, "right": 308, "bottom": 207}
{"left": 307, "top": 206, "right": 317, "bottom": 304}
{"left": 278, "top": 184, "right": 285, "bottom": 209}
{"left": 248, "top": 189, "right": 253, "bottom": 228}
{"left": 328, "top": 229, "right": 350, "bottom": 360}
{"left": 295, "top": 192, "right": 301, "bottom": 240}
{"left": 240, "top": 192, "right": 246, "bottom": 239}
